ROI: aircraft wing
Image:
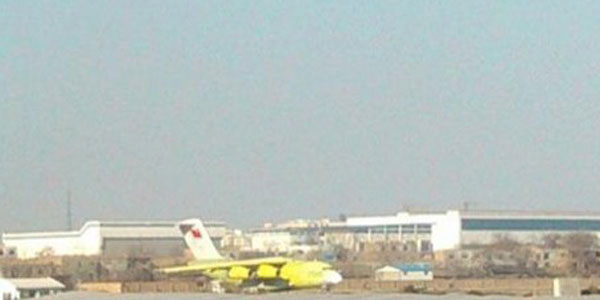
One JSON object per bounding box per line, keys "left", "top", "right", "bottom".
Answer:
{"left": 160, "top": 257, "right": 292, "bottom": 275}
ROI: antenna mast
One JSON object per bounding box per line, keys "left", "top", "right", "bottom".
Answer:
{"left": 67, "top": 190, "right": 73, "bottom": 230}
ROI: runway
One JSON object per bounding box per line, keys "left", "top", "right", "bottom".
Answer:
{"left": 40, "top": 291, "right": 583, "bottom": 299}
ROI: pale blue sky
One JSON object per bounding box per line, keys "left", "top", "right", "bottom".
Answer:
{"left": 1, "top": 1, "right": 600, "bottom": 231}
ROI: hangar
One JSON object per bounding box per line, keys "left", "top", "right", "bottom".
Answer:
{"left": 2, "top": 220, "right": 226, "bottom": 259}
{"left": 342, "top": 210, "right": 600, "bottom": 251}
{"left": 247, "top": 210, "right": 600, "bottom": 253}
{"left": 460, "top": 210, "right": 600, "bottom": 245}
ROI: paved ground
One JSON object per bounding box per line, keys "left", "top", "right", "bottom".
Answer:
{"left": 40, "top": 291, "right": 597, "bottom": 299}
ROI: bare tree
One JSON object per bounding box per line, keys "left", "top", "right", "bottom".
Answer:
{"left": 490, "top": 234, "right": 520, "bottom": 251}
{"left": 560, "top": 233, "right": 599, "bottom": 276}
{"left": 542, "top": 234, "right": 562, "bottom": 249}
{"left": 561, "top": 233, "right": 598, "bottom": 251}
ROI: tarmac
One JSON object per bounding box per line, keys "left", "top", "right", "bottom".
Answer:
{"left": 40, "top": 291, "right": 597, "bottom": 299}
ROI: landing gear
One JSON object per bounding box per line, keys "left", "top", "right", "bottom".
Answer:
{"left": 242, "top": 282, "right": 272, "bottom": 294}
{"left": 209, "top": 280, "right": 225, "bottom": 294}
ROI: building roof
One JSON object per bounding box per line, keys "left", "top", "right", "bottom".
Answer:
{"left": 376, "top": 265, "right": 401, "bottom": 273}
{"left": 395, "top": 263, "right": 432, "bottom": 272}
{"left": 460, "top": 210, "right": 600, "bottom": 219}
{"left": 7, "top": 277, "right": 65, "bottom": 290}
{"left": 462, "top": 218, "right": 600, "bottom": 231}
{"left": 3, "top": 220, "right": 227, "bottom": 240}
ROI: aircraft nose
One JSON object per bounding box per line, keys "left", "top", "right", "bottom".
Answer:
{"left": 323, "top": 270, "right": 343, "bottom": 285}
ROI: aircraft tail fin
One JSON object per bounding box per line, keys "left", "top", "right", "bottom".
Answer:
{"left": 177, "top": 218, "right": 223, "bottom": 261}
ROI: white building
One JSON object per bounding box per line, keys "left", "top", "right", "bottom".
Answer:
{"left": 460, "top": 210, "right": 600, "bottom": 245}
{"left": 248, "top": 230, "right": 293, "bottom": 253}
{"left": 0, "top": 279, "right": 18, "bottom": 300}
{"left": 375, "top": 264, "right": 433, "bottom": 281}
{"left": 342, "top": 210, "right": 461, "bottom": 251}
{"left": 249, "top": 210, "right": 600, "bottom": 253}
{"left": 246, "top": 211, "right": 461, "bottom": 253}
{"left": 0, "top": 277, "right": 65, "bottom": 299}
{"left": 2, "top": 220, "right": 226, "bottom": 259}
{"left": 375, "top": 265, "right": 401, "bottom": 281}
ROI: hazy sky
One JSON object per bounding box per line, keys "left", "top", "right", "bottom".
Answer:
{"left": 1, "top": 1, "right": 600, "bottom": 231}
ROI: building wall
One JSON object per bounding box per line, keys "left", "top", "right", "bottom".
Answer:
{"left": 242, "top": 211, "right": 600, "bottom": 256}
{"left": 319, "top": 211, "right": 600, "bottom": 253}
{"left": 0, "top": 246, "right": 18, "bottom": 259}
{"left": 375, "top": 268, "right": 401, "bottom": 281}
{"left": 249, "top": 231, "right": 292, "bottom": 253}
{"left": 3, "top": 222, "right": 103, "bottom": 259}
{"left": 400, "top": 270, "right": 434, "bottom": 281}
{"left": 461, "top": 230, "right": 600, "bottom": 245}
{"left": 101, "top": 238, "right": 185, "bottom": 258}
{"left": 342, "top": 210, "right": 461, "bottom": 251}
{"left": 221, "top": 230, "right": 251, "bottom": 250}
{"left": 460, "top": 214, "right": 600, "bottom": 246}
{"left": 0, "top": 280, "right": 18, "bottom": 299}
{"left": 2, "top": 221, "right": 227, "bottom": 259}
{"left": 321, "top": 231, "right": 356, "bottom": 250}
{"left": 402, "top": 211, "right": 461, "bottom": 251}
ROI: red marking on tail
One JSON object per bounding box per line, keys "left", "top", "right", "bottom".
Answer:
{"left": 191, "top": 228, "right": 202, "bottom": 239}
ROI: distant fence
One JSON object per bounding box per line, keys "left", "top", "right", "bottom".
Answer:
{"left": 78, "top": 281, "right": 206, "bottom": 293}
{"left": 78, "top": 277, "right": 600, "bottom": 296}
{"left": 78, "top": 282, "right": 123, "bottom": 294}
{"left": 333, "top": 278, "right": 555, "bottom": 296}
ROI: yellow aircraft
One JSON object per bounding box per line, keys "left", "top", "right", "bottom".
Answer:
{"left": 160, "top": 219, "right": 343, "bottom": 292}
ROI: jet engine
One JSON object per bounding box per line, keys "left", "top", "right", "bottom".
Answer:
{"left": 228, "top": 266, "right": 250, "bottom": 279}
{"left": 256, "top": 264, "right": 278, "bottom": 279}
